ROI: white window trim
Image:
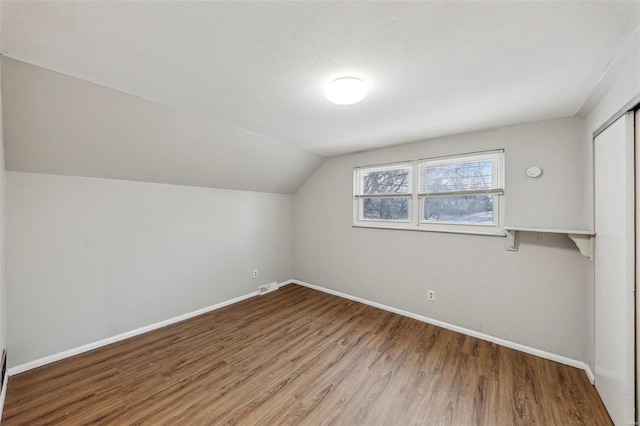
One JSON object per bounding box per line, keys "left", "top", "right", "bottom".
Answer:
{"left": 353, "top": 161, "right": 413, "bottom": 226}
{"left": 353, "top": 150, "right": 506, "bottom": 236}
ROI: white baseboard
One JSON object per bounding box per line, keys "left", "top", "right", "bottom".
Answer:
{"left": 0, "top": 370, "right": 8, "bottom": 421}
{"left": 8, "top": 288, "right": 269, "bottom": 376}
{"left": 8, "top": 278, "right": 591, "bottom": 382}
{"left": 290, "top": 279, "right": 589, "bottom": 373}
{"left": 584, "top": 363, "right": 595, "bottom": 384}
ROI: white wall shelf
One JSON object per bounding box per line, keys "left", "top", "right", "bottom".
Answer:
{"left": 504, "top": 227, "right": 595, "bottom": 261}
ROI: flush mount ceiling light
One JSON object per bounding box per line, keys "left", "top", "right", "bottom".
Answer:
{"left": 325, "top": 77, "right": 368, "bottom": 105}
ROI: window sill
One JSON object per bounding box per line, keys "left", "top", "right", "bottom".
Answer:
{"left": 353, "top": 222, "right": 506, "bottom": 237}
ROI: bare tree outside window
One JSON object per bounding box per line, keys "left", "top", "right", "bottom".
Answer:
{"left": 362, "top": 169, "right": 409, "bottom": 194}
{"left": 353, "top": 151, "right": 504, "bottom": 233}
{"left": 424, "top": 195, "right": 493, "bottom": 223}
{"left": 423, "top": 161, "right": 494, "bottom": 223}
{"left": 361, "top": 169, "right": 409, "bottom": 220}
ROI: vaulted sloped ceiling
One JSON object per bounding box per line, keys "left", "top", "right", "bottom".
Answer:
{"left": 2, "top": 58, "right": 322, "bottom": 194}
{"left": 1, "top": 2, "right": 639, "bottom": 193}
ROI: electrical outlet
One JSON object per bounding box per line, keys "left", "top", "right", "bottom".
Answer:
{"left": 427, "top": 290, "right": 436, "bottom": 302}
{"left": 253, "top": 269, "right": 259, "bottom": 278}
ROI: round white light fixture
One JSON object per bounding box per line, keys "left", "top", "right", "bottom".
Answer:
{"left": 325, "top": 77, "right": 368, "bottom": 105}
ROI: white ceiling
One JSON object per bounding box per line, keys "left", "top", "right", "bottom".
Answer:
{"left": 3, "top": 1, "right": 639, "bottom": 158}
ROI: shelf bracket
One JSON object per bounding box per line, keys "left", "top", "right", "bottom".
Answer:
{"left": 504, "top": 227, "right": 595, "bottom": 261}
{"left": 568, "top": 234, "right": 594, "bottom": 262}
{"left": 505, "top": 229, "right": 517, "bottom": 252}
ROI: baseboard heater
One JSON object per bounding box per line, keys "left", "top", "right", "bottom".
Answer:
{"left": 258, "top": 282, "right": 279, "bottom": 295}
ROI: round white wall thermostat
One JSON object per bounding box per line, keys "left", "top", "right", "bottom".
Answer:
{"left": 526, "top": 166, "right": 542, "bottom": 178}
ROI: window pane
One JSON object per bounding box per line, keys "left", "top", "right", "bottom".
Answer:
{"left": 423, "top": 160, "right": 494, "bottom": 193}
{"left": 362, "top": 197, "right": 409, "bottom": 221}
{"left": 362, "top": 169, "right": 410, "bottom": 194}
{"left": 423, "top": 195, "right": 493, "bottom": 223}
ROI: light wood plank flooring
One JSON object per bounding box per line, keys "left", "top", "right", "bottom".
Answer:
{"left": 3, "top": 284, "right": 612, "bottom": 425}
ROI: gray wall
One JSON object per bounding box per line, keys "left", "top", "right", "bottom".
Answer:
{"left": 7, "top": 172, "right": 293, "bottom": 367}
{"left": 293, "top": 118, "right": 591, "bottom": 362}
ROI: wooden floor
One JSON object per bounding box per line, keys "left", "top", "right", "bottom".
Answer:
{"left": 3, "top": 284, "right": 611, "bottom": 425}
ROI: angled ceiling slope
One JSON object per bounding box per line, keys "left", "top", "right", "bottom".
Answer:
{"left": 2, "top": 57, "right": 322, "bottom": 194}
{"left": 1, "top": 2, "right": 639, "bottom": 192}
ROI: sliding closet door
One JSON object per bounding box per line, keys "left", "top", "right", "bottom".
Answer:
{"left": 594, "top": 111, "right": 635, "bottom": 426}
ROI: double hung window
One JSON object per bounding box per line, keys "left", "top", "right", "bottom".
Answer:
{"left": 354, "top": 150, "right": 505, "bottom": 235}
{"left": 354, "top": 163, "right": 412, "bottom": 224}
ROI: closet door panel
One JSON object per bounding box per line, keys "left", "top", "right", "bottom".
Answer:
{"left": 594, "top": 112, "right": 635, "bottom": 426}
